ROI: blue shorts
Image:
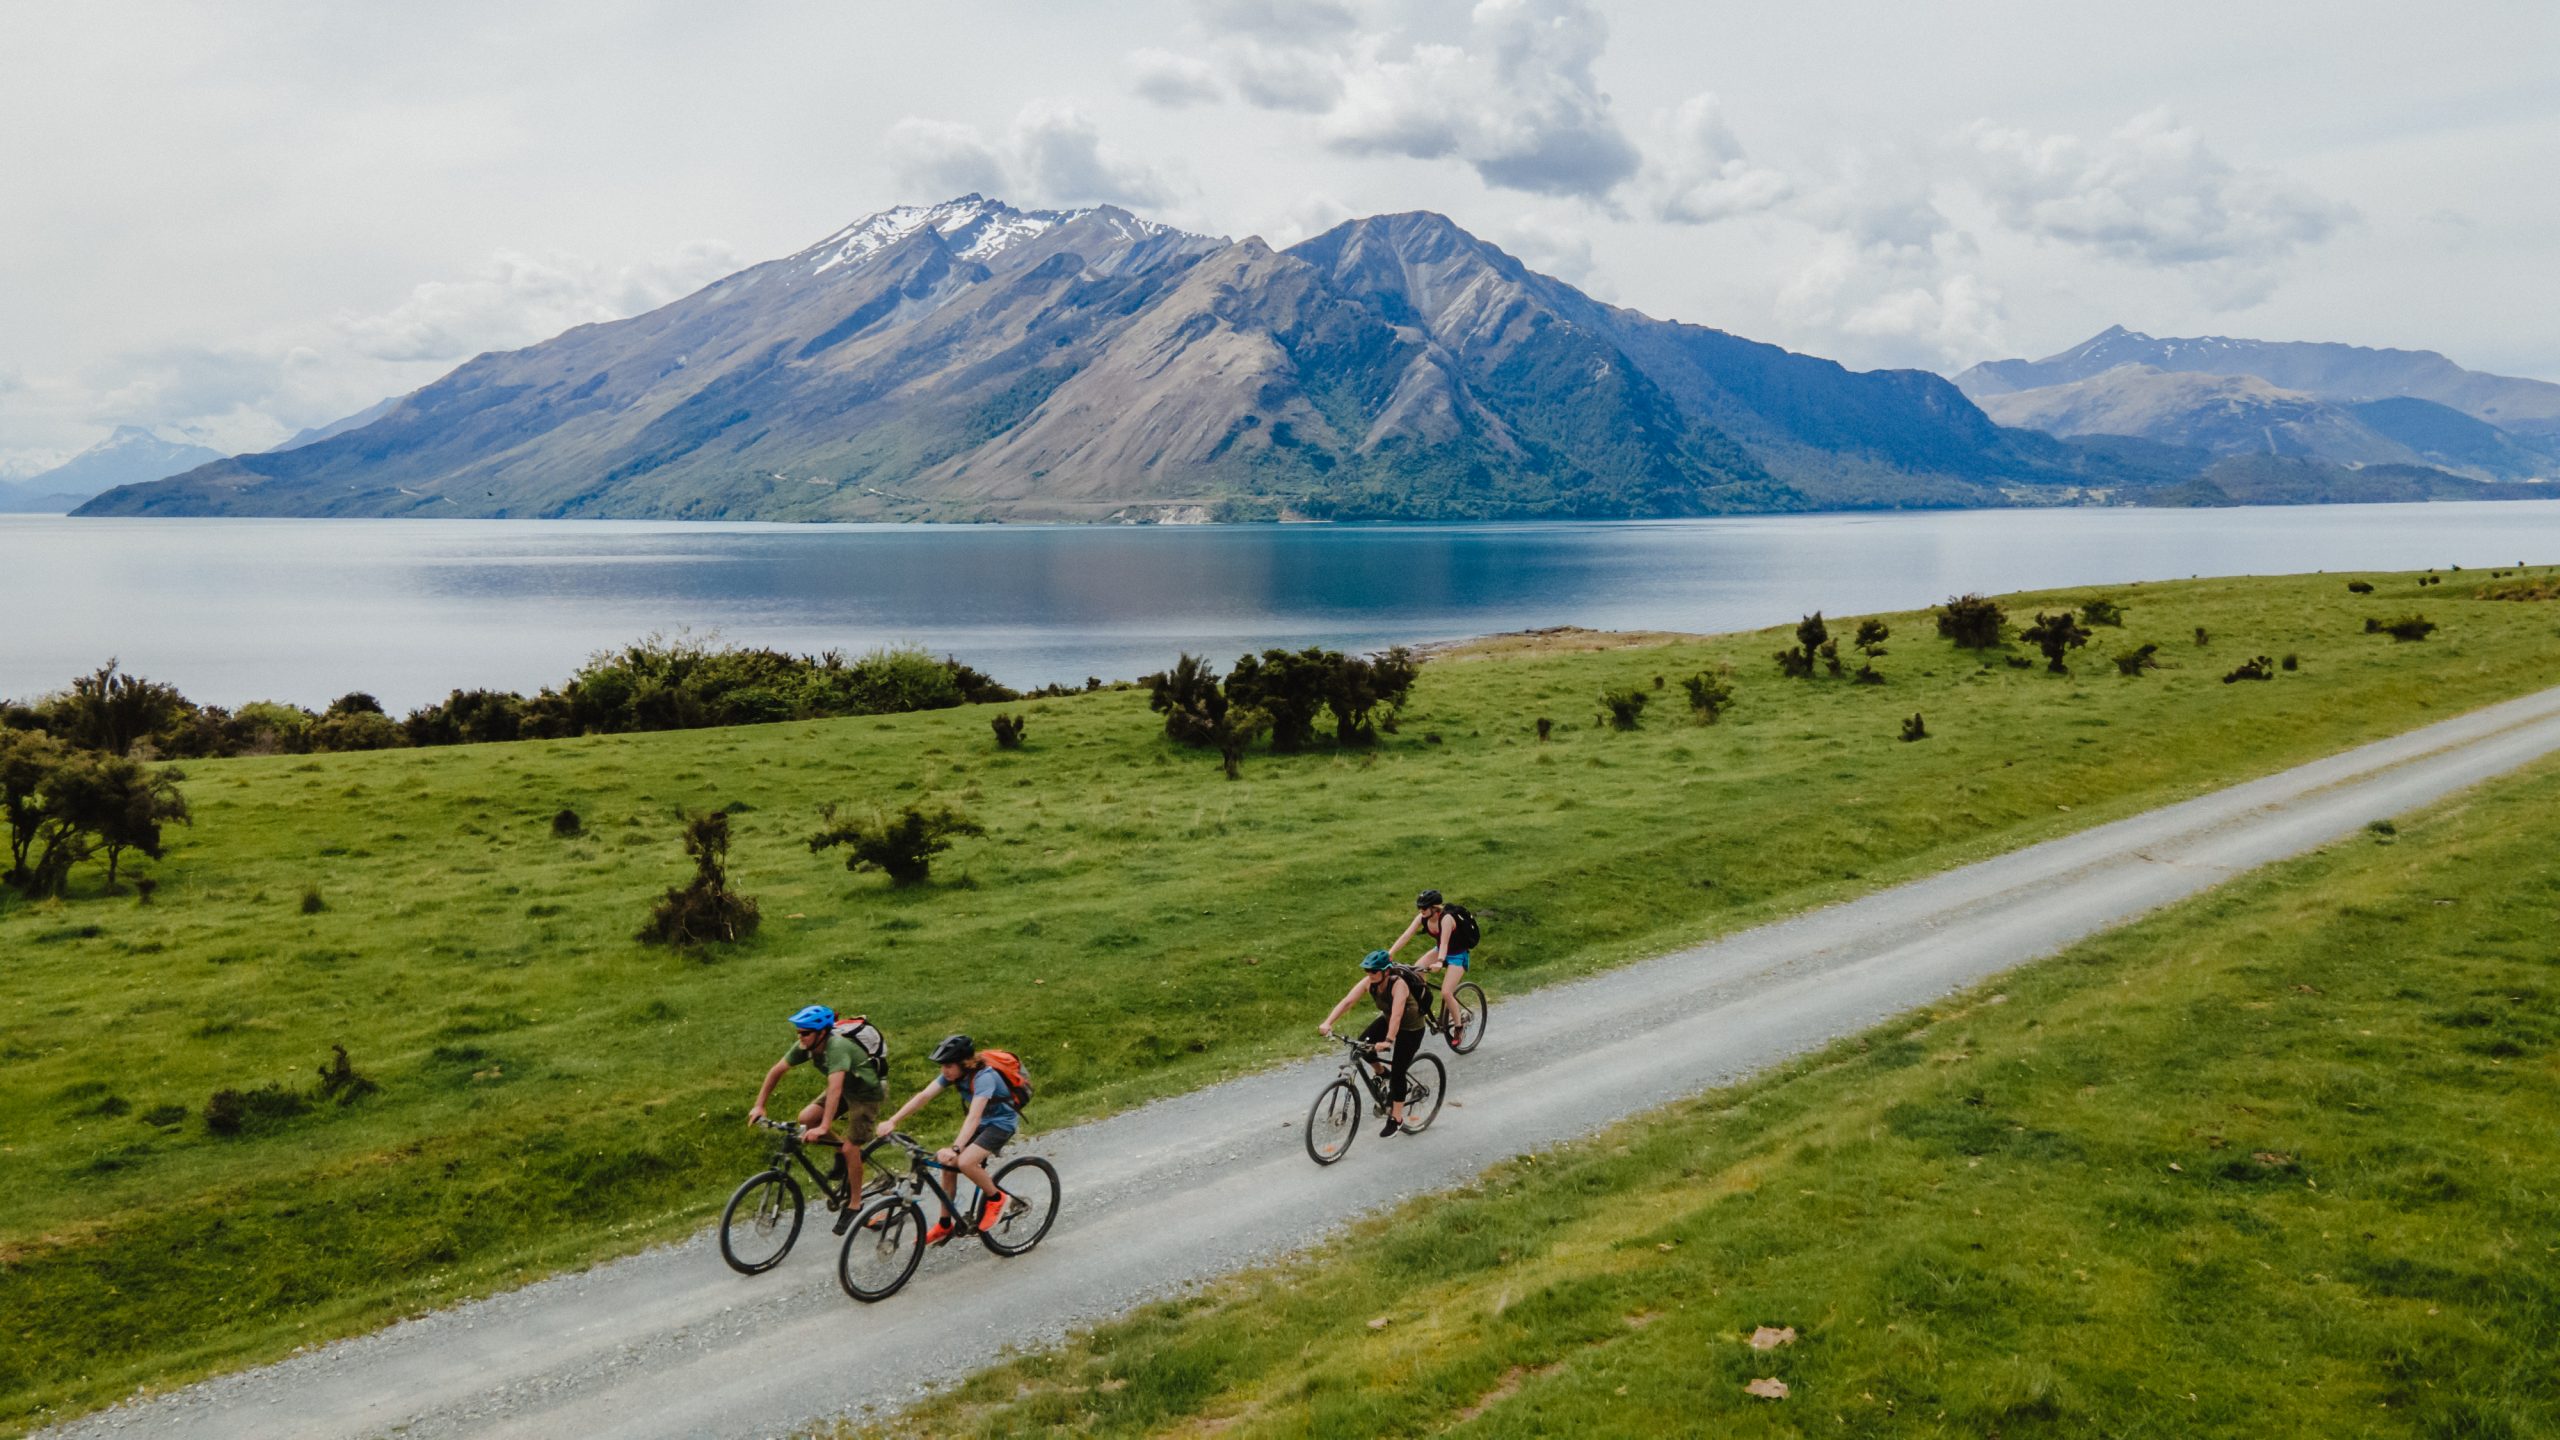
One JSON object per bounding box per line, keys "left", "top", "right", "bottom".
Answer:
{"left": 1444, "top": 951, "right": 1470, "bottom": 969}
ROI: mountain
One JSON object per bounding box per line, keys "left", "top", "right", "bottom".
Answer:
{"left": 1972, "top": 364, "right": 2558, "bottom": 481}
{"left": 11, "top": 426, "right": 226, "bottom": 509}
{"left": 80, "top": 197, "right": 2094, "bottom": 522}
{"left": 272, "top": 395, "right": 403, "bottom": 452}
{"left": 1957, "top": 326, "right": 2560, "bottom": 436}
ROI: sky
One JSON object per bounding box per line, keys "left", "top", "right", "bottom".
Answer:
{"left": 4, "top": 0, "right": 2555, "bottom": 475}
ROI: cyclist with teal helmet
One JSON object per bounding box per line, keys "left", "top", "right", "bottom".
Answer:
{"left": 748, "top": 1004, "right": 883, "bottom": 1221}
{"left": 1319, "top": 950, "right": 1426, "bottom": 1137}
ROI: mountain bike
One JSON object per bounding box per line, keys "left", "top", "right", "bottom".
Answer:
{"left": 838, "top": 1130, "right": 1061, "bottom": 1302}
{"left": 718, "top": 1119, "right": 899, "bottom": 1275}
{"left": 1305, "top": 1032, "right": 1446, "bottom": 1166}
{"left": 1415, "top": 968, "right": 1487, "bottom": 1055}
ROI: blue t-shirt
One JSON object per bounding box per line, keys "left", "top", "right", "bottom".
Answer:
{"left": 943, "top": 1063, "right": 1018, "bottom": 1133}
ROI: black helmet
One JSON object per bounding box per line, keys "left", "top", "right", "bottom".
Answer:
{"left": 1415, "top": 889, "right": 1443, "bottom": 909}
{"left": 930, "top": 1034, "right": 976, "bottom": 1064}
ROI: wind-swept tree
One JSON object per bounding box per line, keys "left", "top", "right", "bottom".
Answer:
{"left": 2020, "top": 610, "right": 2093, "bottom": 674}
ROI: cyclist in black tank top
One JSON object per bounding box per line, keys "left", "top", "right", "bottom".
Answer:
{"left": 1385, "top": 888, "right": 1473, "bottom": 1047}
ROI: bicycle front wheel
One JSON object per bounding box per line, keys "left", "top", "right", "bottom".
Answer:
{"left": 1399, "top": 1054, "right": 1448, "bottom": 1134}
{"left": 1306, "top": 1078, "right": 1362, "bottom": 1165}
{"left": 980, "top": 1156, "right": 1061, "bottom": 1256}
{"left": 1448, "top": 981, "right": 1487, "bottom": 1055}
{"left": 839, "top": 1196, "right": 926, "bottom": 1302}
{"left": 718, "top": 1170, "right": 804, "bottom": 1275}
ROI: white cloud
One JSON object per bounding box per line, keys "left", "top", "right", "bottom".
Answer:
{"left": 887, "top": 103, "right": 1176, "bottom": 210}
{"left": 1957, "top": 110, "right": 2352, "bottom": 298}
{"left": 1776, "top": 235, "right": 2007, "bottom": 371}
{"left": 1644, "top": 93, "right": 1790, "bottom": 225}
{"left": 1228, "top": 41, "right": 1344, "bottom": 112}
{"left": 338, "top": 244, "right": 740, "bottom": 364}
{"left": 1128, "top": 47, "right": 1225, "bottom": 108}
{"left": 1194, "top": 0, "right": 1361, "bottom": 42}
{"left": 1490, "top": 211, "right": 1599, "bottom": 287}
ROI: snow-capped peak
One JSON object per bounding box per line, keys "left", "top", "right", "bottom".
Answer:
{"left": 806, "top": 195, "right": 1087, "bottom": 275}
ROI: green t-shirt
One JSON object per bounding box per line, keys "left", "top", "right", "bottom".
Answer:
{"left": 783, "top": 1034, "right": 885, "bottom": 1102}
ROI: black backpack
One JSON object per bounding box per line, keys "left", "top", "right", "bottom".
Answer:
{"left": 1442, "top": 903, "right": 1481, "bottom": 953}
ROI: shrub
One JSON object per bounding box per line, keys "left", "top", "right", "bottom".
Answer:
{"left": 135, "top": 876, "right": 157, "bottom": 905}
{"left": 2194, "top": 626, "right": 2211, "bottom": 646}
{"left": 1597, "top": 687, "right": 1649, "bottom": 730}
{"left": 640, "top": 811, "right": 760, "bottom": 945}
{"left": 2346, "top": 580, "right": 2374, "bottom": 594}
{"left": 1147, "top": 653, "right": 1229, "bottom": 747}
{"left": 1323, "top": 647, "right": 1418, "bottom": 745}
{"left": 1679, "top": 673, "right": 1734, "bottom": 722}
{"left": 551, "top": 808, "right": 583, "bottom": 837}
{"left": 1935, "top": 594, "right": 2007, "bottom": 649}
{"left": 1900, "top": 712, "right": 1929, "bottom": 742}
{"left": 204, "top": 1083, "right": 309, "bottom": 1137}
{"left": 301, "top": 885, "right": 325, "bottom": 914}
{"left": 2370, "top": 614, "right": 2437, "bottom": 642}
{"left": 310, "top": 709, "right": 407, "bottom": 752}
{"left": 2281, "top": 653, "right": 2299, "bottom": 671}
{"left": 991, "top": 714, "right": 1027, "bottom": 750}
{"left": 141, "top": 1103, "right": 187, "bottom": 1127}
{"left": 2020, "top": 611, "right": 2093, "bottom": 674}
{"left": 2079, "top": 596, "right": 2126, "bottom": 627}
{"left": 315, "top": 1043, "right": 380, "bottom": 1104}
{"left": 808, "top": 803, "right": 986, "bottom": 887}
{"left": 1225, "top": 648, "right": 1331, "bottom": 752}
{"left": 1852, "top": 663, "right": 1885, "bottom": 686}
{"left": 2005, "top": 655, "right": 2034, "bottom": 669}
{"left": 1773, "top": 613, "right": 1829, "bottom": 679}
{"left": 2222, "top": 655, "right": 2276, "bottom": 683}
{"left": 2113, "top": 643, "right": 2161, "bottom": 677}
{"left": 2366, "top": 818, "right": 2398, "bottom": 837}
{"left": 1535, "top": 717, "right": 1553, "bottom": 742}
{"left": 1853, "top": 618, "right": 1890, "bottom": 655}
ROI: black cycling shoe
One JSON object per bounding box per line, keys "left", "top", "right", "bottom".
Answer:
{"left": 833, "top": 1205, "right": 859, "bottom": 1236}
{"left": 1378, "top": 1117, "right": 1403, "bottom": 1138}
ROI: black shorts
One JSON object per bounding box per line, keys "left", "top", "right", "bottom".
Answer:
{"left": 960, "top": 1124, "right": 1014, "bottom": 1156}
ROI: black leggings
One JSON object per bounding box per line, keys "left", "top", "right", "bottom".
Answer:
{"left": 1360, "top": 1017, "right": 1422, "bottom": 1102}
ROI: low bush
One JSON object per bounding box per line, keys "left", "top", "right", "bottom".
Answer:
{"left": 807, "top": 803, "right": 985, "bottom": 887}
{"left": 1772, "top": 613, "right": 1828, "bottom": 679}
{"left": 2114, "top": 643, "right": 2161, "bottom": 677}
{"left": 300, "top": 885, "right": 325, "bottom": 915}
{"left": 2021, "top": 611, "right": 2093, "bottom": 674}
{"left": 1597, "top": 687, "right": 1649, "bottom": 730}
{"left": 638, "top": 812, "right": 759, "bottom": 945}
{"left": 1535, "top": 717, "right": 1553, "bottom": 742}
{"left": 1935, "top": 593, "right": 2007, "bottom": 649}
{"left": 2194, "top": 626, "right": 2211, "bottom": 645}
{"left": 1679, "top": 672, "right": 1735, "bottom": 721}
{"left": 1852, "top": 662, "right": 1885, "bottom": 686}
{"left": 204, "top": 1083, "right": 310, "bottom": 1138}
{"left": 991, "top": 714, "right": 1027, "bottom": 750}
{"left": 2281, "top": 653, "right": 2299, "bottom": 671}
{"left": 2079, "top": 596, "right": 2126, "bottom": 627}
{"left": 1853, "top": 618, "right": 1891, "bottom": 655}
{"left": 550, "top": 808, "right": 582, "bottom": 838}
{"left": 2366, "top": 614, "right": 2437, "bottom": 642}
{"left": 2346, "top": 580, "right": 2375, "bottom": 594}
{"left": 1899, "top": 712, "right": 1929, "bottom": 742}
{"left": 2223, "top": 655, "right": 2276, "bottom": 683}
{"left": 315, "top": 1044, "right": 380, "bottom": 1105}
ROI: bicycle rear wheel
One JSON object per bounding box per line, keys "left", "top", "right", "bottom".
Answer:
{"left": 1398, "top": 1054, "right": 1448, "bottom": 1134}
{"left": 838, "top": 1196, "right": 925, "bottom": 1302}
{"left": 979, "top": 1156, "right": 1061, "bottom": 1256}
{"left": 1447, "top": 981, "right": 1487, "bottom": 1055}
{"left": 1305, "top": 1078, "right": 1361, "bottom": 1165}
{"left": 718, "top": 1170, "right": 804, "bottom": 1275}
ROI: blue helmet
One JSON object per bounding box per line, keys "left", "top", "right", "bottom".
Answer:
{"left": 1361, "top": 949, "right": 1394, "bottom": 972}
{"left": 789, "top": 1004, "right": 836, "bottom": 1032}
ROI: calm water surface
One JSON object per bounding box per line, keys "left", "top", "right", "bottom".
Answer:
{"left": 6, "top": 505, "right": 2559, "bottom": 709}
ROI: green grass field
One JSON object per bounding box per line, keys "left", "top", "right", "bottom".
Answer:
{"left": 858, "top": 729, "right": 2560, "bottom": 1439}
{"left": 2, "top": 568, "right": 2553, "bottom": 1430}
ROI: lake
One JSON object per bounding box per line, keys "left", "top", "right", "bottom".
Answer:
{"left": 6, "top": 505, "right": 2558, "bottom": 710}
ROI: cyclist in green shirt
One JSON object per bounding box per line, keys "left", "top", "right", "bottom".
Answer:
{"left": 748, "top": 1005, "right": 885, "bottom": 1222}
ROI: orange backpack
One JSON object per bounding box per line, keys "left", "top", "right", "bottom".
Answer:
{"left": 974, "top": 1049, "right": 1033, "bottom": 1109}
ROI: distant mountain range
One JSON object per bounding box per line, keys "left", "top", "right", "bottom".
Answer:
{"left": 77, "top": 197, "right": 2111, "bottom": 522}
{"left": 2, "top": 426, "right": 226, "bottom": 512}
{"left": 69, "top": 215, "right": 2560, "bottom": 522}
{"left": 1955, "top": 327, "right": 2560, "bottom": 492}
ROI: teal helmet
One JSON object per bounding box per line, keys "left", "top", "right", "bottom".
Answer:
{"left": 789, "top": 1004, "right": 836, "bottom": 1032}
{"left": 1361, "top": 949, "right": 1393, "bottom": 972}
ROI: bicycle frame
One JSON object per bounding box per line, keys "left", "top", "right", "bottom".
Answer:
{"left": 876, "top": 1132, "right": 993, "bottom": 1233}
{"left": 755, "top": 1120, "right": 893, "bottom": 1209}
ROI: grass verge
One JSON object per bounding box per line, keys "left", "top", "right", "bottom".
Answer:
{"left": 856, "top": 747, "right": 2560, "bottom": 1438}
{"left": 1, "top": 568, "right": 2553, "bottom": 1430}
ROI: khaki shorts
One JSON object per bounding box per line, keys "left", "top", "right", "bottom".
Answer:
{"left": 812, "top": 1095, "right": 879, "bottom": 1142}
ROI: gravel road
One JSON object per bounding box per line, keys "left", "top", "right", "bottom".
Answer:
{"left": 46, "top": 683, "right": 2560, "bottom": 1440}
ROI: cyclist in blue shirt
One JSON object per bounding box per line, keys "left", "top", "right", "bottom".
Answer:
{"left": 877, "top": 1034, "right": 1018, "bottom": 1243}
